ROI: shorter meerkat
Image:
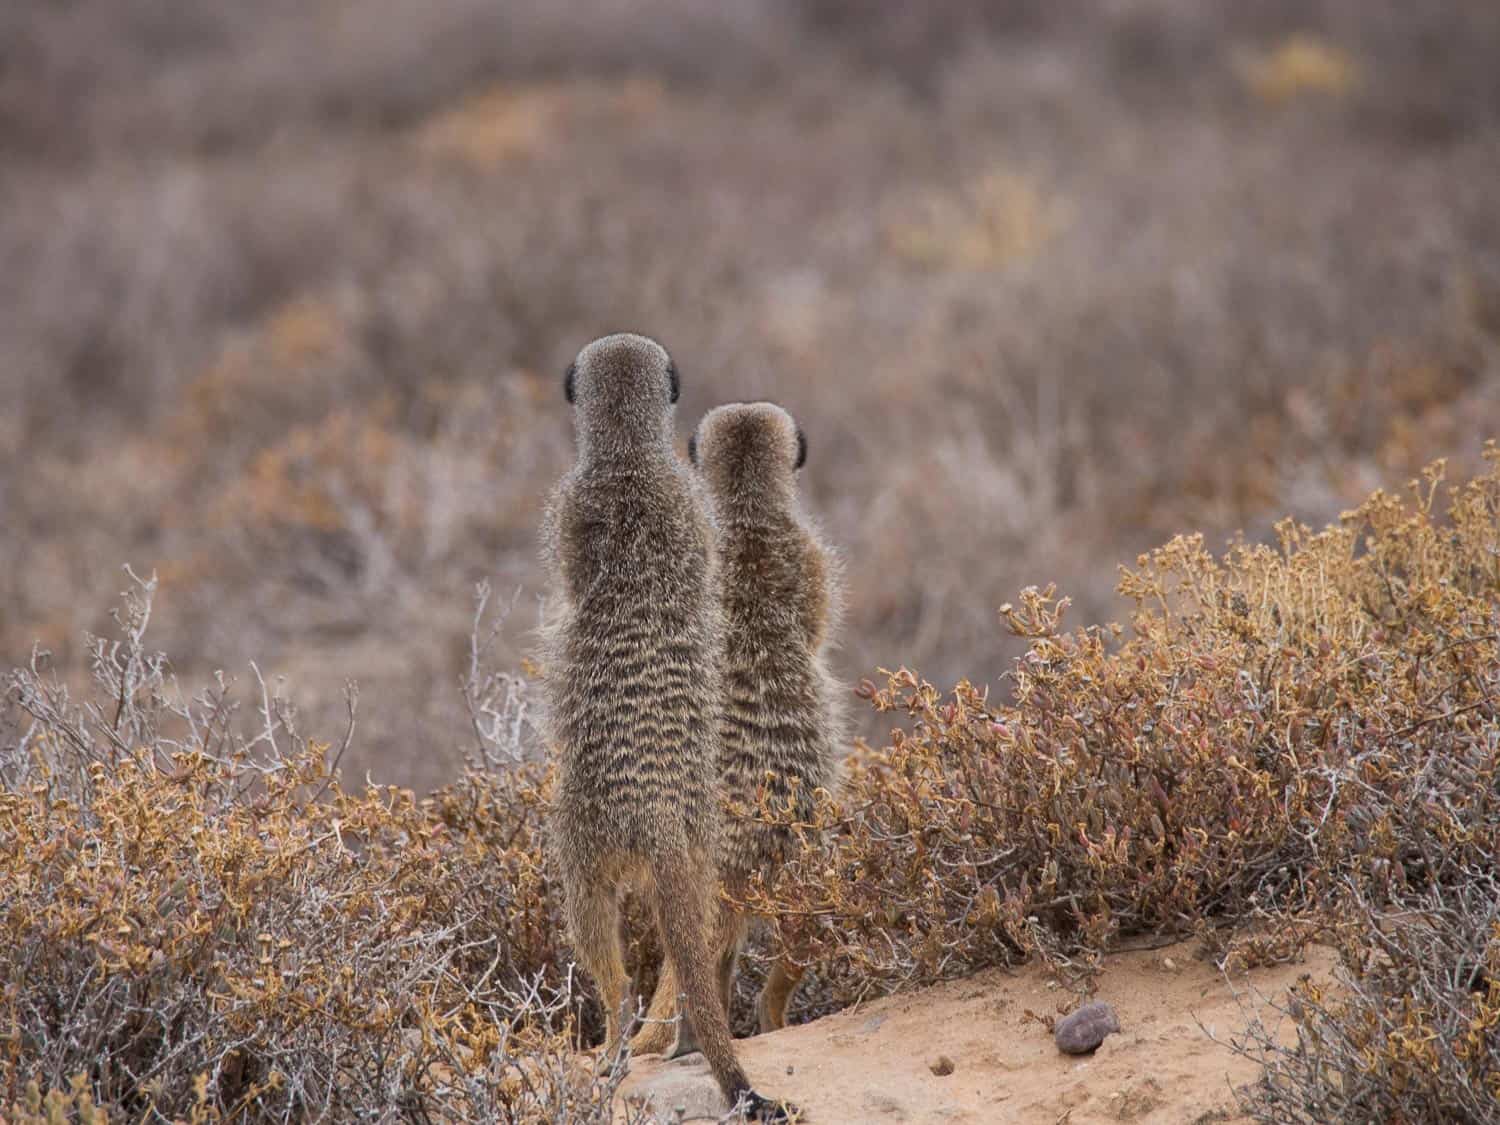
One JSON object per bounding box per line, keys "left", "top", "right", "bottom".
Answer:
{"left": 541, "top": 338, "right": 792, "bottom": 1121}
{"left": 632, "top": 401, "right": 845, "bottom": 1056}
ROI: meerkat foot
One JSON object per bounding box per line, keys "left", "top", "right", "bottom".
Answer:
{"left": 664, "top": 1012, "right": 703, "bottom": 1060}
{"left": 736, "top": 1089, "right": 801, "bottom": 1122}
{"left": 628, "top": 1019, "right": 677, "bottom": 1057}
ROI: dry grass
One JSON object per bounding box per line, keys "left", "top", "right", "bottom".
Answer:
{"left": 3, "top": 0, "right": 1499, "bottom": 788}
{"left": 1237, "top": 35, "right": 1359, "bottom": 105}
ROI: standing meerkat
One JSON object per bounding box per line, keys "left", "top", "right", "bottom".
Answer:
{"left": 540, "top": 336, "right": 792, "bottom": 1121}
{"left": 632, "top": 401, "right": 845, "bottom": 1057}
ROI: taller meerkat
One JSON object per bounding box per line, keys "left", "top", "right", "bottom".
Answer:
{"left": 540, "top": 335, "right": 789, "bottom": 1120}
{"left": 634, "top": 401, "right": 845, "bottom": 1054}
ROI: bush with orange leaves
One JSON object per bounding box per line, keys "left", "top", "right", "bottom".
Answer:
{"left": 745, "top": 450, "right": 1499, "bottom": 1119}
{"left": 0, "top": 573, "right": 648, "bottom": 1122}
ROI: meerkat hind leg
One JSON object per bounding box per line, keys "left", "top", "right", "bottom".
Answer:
{"left": 757, "top": 956, "right": 807, "bottom": 1034}
{"left": 717, "top": 905, "right": 747, "bottom": 1012}
{"left": 629, "top": 959, "right": 682, "bottom": 1056}
{"left": 565, "top": 873, "right": 634, "bottom": 1071}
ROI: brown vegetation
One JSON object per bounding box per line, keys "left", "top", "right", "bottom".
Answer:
{"left": 4, "top": 3, "right": 1499, "bottom": 1120}
{"left": 744, "top": 453, "right": 1500, "bottom": 1120}
{"left": 0, "top": 575, "right": 620, "bottom": 1120}
{"left": 6, "top": 457, "right": 1497, "bottom": 1120}
{"left": 4, "top": 0, "right": 1500, "bottom": 789}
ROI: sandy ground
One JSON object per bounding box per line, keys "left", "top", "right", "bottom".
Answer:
{"left": 618, "top": 940, "right": 1337, "bottom": 1124}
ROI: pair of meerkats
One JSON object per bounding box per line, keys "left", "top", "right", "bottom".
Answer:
{"left": 541, "top": 333, "right": 843, "bottom": 1121}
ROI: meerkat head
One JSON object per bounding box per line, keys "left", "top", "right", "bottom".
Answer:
{"left": 564, "top": 333, "right": 680, "bottom": 458}
{"left": 689, "top": 401, "right": 806, "bottom": 503}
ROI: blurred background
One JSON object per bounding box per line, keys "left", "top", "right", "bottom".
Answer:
{"left": 3, "top": 0, "right": 1498, "bottom": 790}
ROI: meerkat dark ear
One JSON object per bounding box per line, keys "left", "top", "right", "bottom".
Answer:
{"left": 564, "top": 361, "right": 577, "bottom": 404}
{"left": 794, "top": 427, "right": 807, "bottom": 470}
{"left": 687, "top": 430, "right": 699, "bottom": 466}
{"left": 668, "top": 362, "right": 680, "bottom": 404}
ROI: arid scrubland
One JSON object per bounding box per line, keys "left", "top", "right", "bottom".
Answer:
{"left": 3, "top": 0, "right": 1500, "bottom": 788}
{"left": 6, "top": 456, "right": 1498, "bottom": 1119}
{"left": 3, "top": 1, "right": 1500, "bottom": 1120}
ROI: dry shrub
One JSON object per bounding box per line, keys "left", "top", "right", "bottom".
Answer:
{"left": 414, "top": 79, "right": 666, "bottom": 170}
{"left": 1234, "top": 872, "right": 1500, "bottom": 1123}
{"left": 0, "top": 574, "right": 637, "bottom": 1122}
{"left": 884, "top": 169, "right": 1068, "bottom": 270}
{"left": 3, "top": 456, "right": 1496, "bottom": 1118}
{"left": 1237, "top": 35, "right": 1359, "bottom": 105}
{"left": 747, "top": 450, "right": 1500, "bottom": 1017}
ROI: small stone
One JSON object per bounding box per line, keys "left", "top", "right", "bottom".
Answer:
{"left": 928, "top": 1054, "right": 956, "bottom": 1076}
{"left": 1054, "top": 1000, "right": 1121, "bottom": 1055}
{"left": 1162, "top": 957, "right": 1177, "bottom": 971}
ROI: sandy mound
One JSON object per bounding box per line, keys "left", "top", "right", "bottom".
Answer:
{"left": 619, "top": 940, "right": 1336, "bottom": 1123}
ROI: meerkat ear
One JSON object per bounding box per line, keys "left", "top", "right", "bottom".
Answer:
{"left": 687, "top": 430, "right": 699, "bottom": 466}
{"left": 668, "top": 362, "right": 681, "bottom": 404}
{"left": 794, "top": 427, "right": 807, "bottom": 470}
{"left": 564, "top": 361, "right": 577, "bottom": 404}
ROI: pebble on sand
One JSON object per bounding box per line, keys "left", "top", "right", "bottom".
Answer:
{"left": 1054, "top": 1001, "right": 1121, "bottom": 1055}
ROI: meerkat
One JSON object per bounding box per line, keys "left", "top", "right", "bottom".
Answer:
{"left": 631, "top": 401, "right": 845, "bottom": 1057}
{"left": 540, "top": 335, "right": 792, "bottom": 1121}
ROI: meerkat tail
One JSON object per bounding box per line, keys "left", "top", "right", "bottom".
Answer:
{"left": 637, "top": 899, "right": 747, "bottom": 1059}
{"left": 649, "top": 847, "right": 753, "bottom": 1104}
